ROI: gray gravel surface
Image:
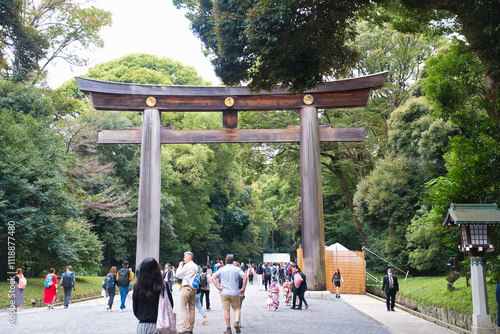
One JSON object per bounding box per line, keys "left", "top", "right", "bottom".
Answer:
{"left": 1, "top": 282, "right": 391, "bottom": 334}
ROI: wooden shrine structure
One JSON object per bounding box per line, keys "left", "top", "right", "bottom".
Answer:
{"left": 76, "top": 72, "right": 387, "bottom": 291}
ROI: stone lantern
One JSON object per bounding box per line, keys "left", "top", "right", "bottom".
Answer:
{"left": 443, "top": 203, "right": 500, "bottom": 334}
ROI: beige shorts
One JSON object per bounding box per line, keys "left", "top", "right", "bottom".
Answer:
{"left": 221, "top": 294, "right": 241, "bottom": 310}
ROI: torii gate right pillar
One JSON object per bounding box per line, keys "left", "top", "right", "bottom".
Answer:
{"left": 300, "top": 106, "right": 326, "bottom": 291}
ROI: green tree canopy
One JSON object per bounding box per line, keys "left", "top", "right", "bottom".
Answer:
{"left": 174, "top": 0, "right": 367, "bottom": 92}
{"left": 422, "top": 38, "right": 500, "bottom": 213}
{"left": 354, "top": 96, "right": 454, "bottom": 271}
{"left": 0, "top": 106, "right": 80, "bottom": 276}
{"left": 0, "top": 0, "right": 111, "bottom": 83}
{"left": 423, "top": 40, "right": 486, "bottom": 121}
{"left": 371, "top": 0, "right": 500, "bottom": 122}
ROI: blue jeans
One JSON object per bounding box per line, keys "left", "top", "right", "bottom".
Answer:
{"left": 195, "top": 293, "right": 206, "bottom": 317}
{"left": 107, "top": 286, "right": 115, "bottom": 309}
{"left": 119, "top": 285, "right": 129, "bottom": 310}
{"left": 63, "top": 287, "right": 72, "bottom": 307}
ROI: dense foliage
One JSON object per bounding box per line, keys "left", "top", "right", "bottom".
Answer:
{"left": 175, "top": 0, "right": 499, "bottom": 115}
{"left": 173, "top": 0, "right": 368, "bottom": 92}
{"left": 0, "top": 1, "right": 499, "bottom": 282}
{"left": 0, "top": 0, "right": 111, "bottom": 84}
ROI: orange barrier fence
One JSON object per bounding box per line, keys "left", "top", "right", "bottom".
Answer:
{"left": 297, "top": 248, "right": 365, "bottom": 294}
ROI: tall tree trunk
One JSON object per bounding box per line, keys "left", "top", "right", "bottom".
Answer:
{"left": 459, "top": 18, "right": 500, "bottom": 127}
{"left": 485, "top": 73, "right": 500, "bottom": 126}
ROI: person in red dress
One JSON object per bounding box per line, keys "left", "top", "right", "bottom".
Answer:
{"left": 44, "top": 268, "right": 58, "bottom": 309}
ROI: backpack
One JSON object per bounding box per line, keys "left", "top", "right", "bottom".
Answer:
{"left": 61, "top": 272, "right": 74, "bottom": 288}
{"left": 105, "top": 274, "right": 115, "bottom": 288}
{"left": 200, "top": 273, "right": 208, "bottom": 288}
{"left": 293, "top": 272, "right": 303, "bottom": 289}
{"left": 264, "top": 267, "right": 271, "bottom": 278}
{"left": 45, "top": 274, "right": 54, "bottom": 288}
{"left": 17, "top": 276, "right": 27, "bottom": 289}
{"left": 272, "top": 267, "right": 277, "bottom": 275}
{"left": 117, "top": 268, "right": 131, "bottom": 286}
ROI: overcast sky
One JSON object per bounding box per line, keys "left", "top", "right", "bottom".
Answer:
{"left": 46, "top": 0, "right": 220, "bottom": 89}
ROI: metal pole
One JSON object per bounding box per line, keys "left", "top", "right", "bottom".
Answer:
{"left": 362, "top": 246, "right": 412, "bottom": 278}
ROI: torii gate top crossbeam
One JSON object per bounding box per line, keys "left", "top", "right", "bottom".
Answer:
{"left": 76, "top": 72, "right": 388, "bottom": 112}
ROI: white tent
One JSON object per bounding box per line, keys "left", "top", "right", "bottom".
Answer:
{"left": 325, "top": 242, "right": 350, "bottom": 252}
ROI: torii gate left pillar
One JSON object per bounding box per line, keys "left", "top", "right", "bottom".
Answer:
{"left": 76, "top": 72, "right": 387, "bottom": 288}
{"left": 136, "top": 107, "right": 161, "bottom": 265}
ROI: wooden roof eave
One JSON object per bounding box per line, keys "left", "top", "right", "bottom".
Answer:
{"left": 443, "top": 212, "right": 456, "bottom": 229}
{"left": 75, "top": 72, "right": 389, "bottom": 97}
{"left": 75, "top": 72, "right": 389, "bottom": 112}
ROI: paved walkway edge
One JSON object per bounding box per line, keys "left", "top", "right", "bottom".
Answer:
{"left": 365, "top": 292, "right": 471, "bottom": 334}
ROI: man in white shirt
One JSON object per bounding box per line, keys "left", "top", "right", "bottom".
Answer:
{"left": 176, "top": 251, "right": 199, "bottom": 334}
{"left": 212, "top": 255, "right": 247, "bottom": 334}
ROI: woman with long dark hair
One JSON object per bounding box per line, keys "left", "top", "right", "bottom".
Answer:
{"left": 133, "top": 257, "right": 173, "bottom": 334}
{"left": 331, "top": 268, "right": 343, "bottom": 298}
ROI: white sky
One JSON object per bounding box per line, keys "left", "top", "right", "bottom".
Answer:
{"left": 46, "top": 0, "right": 220, "bottom": 89}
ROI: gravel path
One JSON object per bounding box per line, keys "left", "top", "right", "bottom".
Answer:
{"left": 1, "top": 282, "right": 391, "bottom": 334}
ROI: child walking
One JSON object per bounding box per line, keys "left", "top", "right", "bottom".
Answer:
{"left": 267, "top": 277, "right": 280, "bottom": 311}
{"left": 283, "top": 276, "right": 292, "bottom": 306}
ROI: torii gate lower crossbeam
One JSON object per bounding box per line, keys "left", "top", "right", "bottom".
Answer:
{"left": 76, "top": 72, "right": 387, "bottom": 291}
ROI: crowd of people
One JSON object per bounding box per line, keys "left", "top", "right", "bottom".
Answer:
{"left": 10, "top": 257, "right": 500, "bottom": 333}
{"left": 132, "top": 255, "right": 322, "bottom": 333}
{"left": 9, "top": 254, "right": 350, "bottom": 334}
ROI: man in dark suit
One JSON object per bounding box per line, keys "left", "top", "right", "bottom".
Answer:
{"left": 382, "top": 268, "right": 399, "bottom": 311}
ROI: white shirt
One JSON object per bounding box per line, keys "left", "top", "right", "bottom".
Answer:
{"left": 175, "top": 260, "right": 198, "bottom": 286}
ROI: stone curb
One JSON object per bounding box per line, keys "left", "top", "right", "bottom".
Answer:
{"left": 366, "top": 292, "right": 472, "bottom": 334}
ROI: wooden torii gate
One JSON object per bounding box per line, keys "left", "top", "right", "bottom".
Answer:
{"left": 76, "top": 72, "right": 387, "bottom": 291}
